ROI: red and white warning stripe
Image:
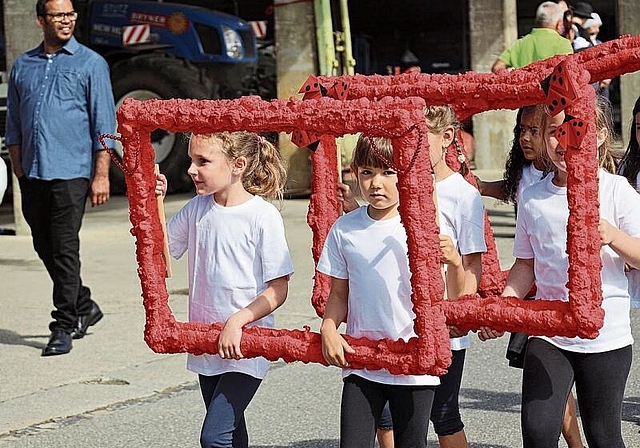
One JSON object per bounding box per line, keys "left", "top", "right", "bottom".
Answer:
{"left": 249, "top": 20, "right": 268, "bottom": 39}
{"left": 122, "top": 24, "right": 151, "bottom": 46}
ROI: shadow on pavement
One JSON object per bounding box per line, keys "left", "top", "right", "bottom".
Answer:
{"left": 252, "top": 439, "right": 516, "bottom": 448}
{"left": 460, "top": 388, "right": 520, "bottom": 413}
{"left": 463, "top": 388, "right": 640, "bottom": 426}
{"left": 491, "top": 232, "right": 516, "bottom": 239}
{"left": 0, "top": 257, "right": 41, "bottom": 269}
{"left": 253, "top": 441, "right": 337, "bottom": 448}
{"left": 0, "top": 328, "right": 47, "bottom": 350}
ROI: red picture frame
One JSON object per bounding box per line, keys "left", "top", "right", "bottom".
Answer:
{"left": 112, "top": 35, "right": 640, "bottom": 375}
{"left": 115, "top": 95, "right": 454, "bottom": 375}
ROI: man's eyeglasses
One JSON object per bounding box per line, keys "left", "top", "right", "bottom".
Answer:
{"left": 46, "top": 11, "right": 78, "bottom": 22}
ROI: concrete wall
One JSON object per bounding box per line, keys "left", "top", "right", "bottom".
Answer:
{"left": 468, "top": 0, "right": 518, "bottom": 171}
{"left": 3, "top": 1, "right": 41, "bottom": 67}
{"left": 3, "top": 0, "right": 41, "bottom": 235}
{"left": 274, "top": 0, "right": 317, "bottom": 195}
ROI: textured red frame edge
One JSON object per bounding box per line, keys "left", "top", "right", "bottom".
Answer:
{"left": 117, "top": 35, "right": 640, "bottom": 374}
{"left": 118, "top": 95, "right": 451, "bottom": 376}
{"left": 307, "top": 80, "right": 602, "bottom": 338}
{"left": 312, "top": 36, "right": 640, "bottom": 338}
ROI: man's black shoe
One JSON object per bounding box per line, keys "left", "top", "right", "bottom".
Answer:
{"left": 72, "top": 303, "right": 104, "bottom": 339}
{"left": 42, "top": 329, "right": 72, "bottom": 356}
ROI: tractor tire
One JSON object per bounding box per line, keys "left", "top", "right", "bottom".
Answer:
{"left": 110, "top": 55, "right": 214, "bottom": 193}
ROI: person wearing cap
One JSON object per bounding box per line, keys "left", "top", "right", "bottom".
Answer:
{"left": 571, "top": 1, "right": 596, "bottom": 51}
{"left": 571, "top": 1, "right": 595, "bottom": 25}
{"left": 491, "top": 1, "right": 573, "bottom": 73}
{"left": 583, "top": 12, "right": 603, "bottom": 45}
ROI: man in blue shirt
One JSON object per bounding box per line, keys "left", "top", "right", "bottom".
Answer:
{"left": 6, "top": 0, "right": 116, "bottom": 356}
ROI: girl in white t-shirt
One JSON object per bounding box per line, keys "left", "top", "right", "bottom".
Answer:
{"left": 476, "top": 104, "right": 586, "bottom": 448}
{"left": 320, "top": 105, "right": 486, "bottom": 448}
{"left": 477, "top": 105, "right": 549, "bottom": 204}
{"left": 486, "top": 99, "right": 640, "bottom": 448}
{"left": 617, "top": 94, "right": 640, "bottom": 309}
{"left": 156, "top": 132, "right": 293, "bottom": 448}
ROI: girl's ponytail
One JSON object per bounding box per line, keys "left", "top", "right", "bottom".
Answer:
{"left": 245, "top": 135, "right": 287, "bottom": 199}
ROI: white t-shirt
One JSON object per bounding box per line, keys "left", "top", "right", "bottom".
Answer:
{"left": 167, "top": 194, "right": 294, "bottom": 379}
{"left": 437, "top": 173, "right": 487, "bottom": 350}
{"left": 623, "top": 171, "right": 640, "bottom": 308}
{"left": 516, "top": 163, "right": 545, "bottom": 205}
{"left": 317, "top": 206, "right": 440, "bottom": 386}
{"left": 514, "top": 171, "right": 640, "bottom": 352}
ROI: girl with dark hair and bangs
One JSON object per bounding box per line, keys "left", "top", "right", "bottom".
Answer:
{"left": 324, "top": 106, "right": 486, "bottom": 448}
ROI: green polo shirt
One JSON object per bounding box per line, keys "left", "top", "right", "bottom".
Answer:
{"left": 498, "top": 28, "right": 573, "bottom": 69}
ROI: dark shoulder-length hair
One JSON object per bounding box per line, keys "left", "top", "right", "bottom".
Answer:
{"left": 619, "top": 96, "right": 640, "bottom": 189}
{"left": 502, "top": 106, "right": 537, "bottom": 203}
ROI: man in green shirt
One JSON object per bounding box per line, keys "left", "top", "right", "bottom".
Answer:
{"left": 491, "top": 1, "right": 573, "bottom": 73}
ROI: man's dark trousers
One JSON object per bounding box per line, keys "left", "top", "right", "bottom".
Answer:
{"left": 19, "top": 177, "right": 96, "bottom": 332}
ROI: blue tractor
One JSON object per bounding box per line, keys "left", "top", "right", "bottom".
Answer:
{"left": 73, "top": 0, "right": 259, "bottom": 192}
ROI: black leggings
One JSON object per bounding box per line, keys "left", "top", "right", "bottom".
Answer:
{"left": 522, "top": 338, "right": 632, "bottom": 448}
{"left": 430, "top": 349, "right": 466, "bottom": 435}
{"left": 341, "top": 374, "right": 436, "bottom": 448}
{"left": 378, "top": 349, "right": 466, "bottom": 436}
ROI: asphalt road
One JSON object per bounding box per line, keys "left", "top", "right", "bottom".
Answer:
{"left": 0, "top": 182, "right": 638, "bottom": 448}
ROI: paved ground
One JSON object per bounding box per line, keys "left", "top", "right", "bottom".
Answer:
{"left": 0, "top": 170, "right": 638, "bottom": 447}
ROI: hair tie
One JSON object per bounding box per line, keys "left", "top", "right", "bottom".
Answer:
{"left": 454, "top": 135, "right": 469, "bottom": 176}
{"left": 257, "top": 135, "right": 266, "bottom": 146}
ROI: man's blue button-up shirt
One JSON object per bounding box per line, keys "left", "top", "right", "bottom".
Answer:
{"left": 5, "top": 36, "right": 115, "bottom": 181}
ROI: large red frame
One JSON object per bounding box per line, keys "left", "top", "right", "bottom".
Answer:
{"left": 314, "top": 35, "right": 640, "bottom": 337}
{"left": 116, "top": 96, "right": 454, "bottom": 375}
{"left": 114, "top": 35, "right": 640, "bottom": 375}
